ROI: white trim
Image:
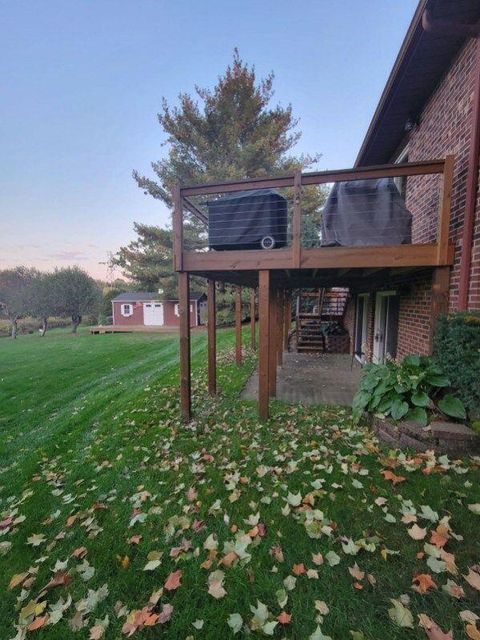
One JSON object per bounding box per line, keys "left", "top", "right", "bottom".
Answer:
{"left": 121, "top": 303, "right": 133, "bottom": 317}
{"left": 112, "top": 300, "right": 115, "bottom": 324}
{"left": 373, "top": 290, "right": 397, "bottom": 363}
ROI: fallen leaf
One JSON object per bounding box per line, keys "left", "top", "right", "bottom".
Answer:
{"left": 464, "top": 568, "right": 480, "bottom": 591}
{"left": 207, "top": 569, "right": 226, "bottom": 599}
{"left": 408, "top": 524, "right": 427, "bottom": 540}
{"left": 277, "top": 611, "right": 292, "bottom": 624}
{"left": 292, "top": 563, "right": 306, "bottom": 576}
{"left": 44, "top": 571, "right": 72, "bottom": 591}
{"left": 381, "top": 470, "right": 406, "bottom": 485}
{"left": 412, "top": 574, "right": 437, "bottom": 594}
{"left": 164, "top": 569, "right": 182, "bottom": 591}
{"left": 388, "top": 598, "right": 414, "bottom": 628}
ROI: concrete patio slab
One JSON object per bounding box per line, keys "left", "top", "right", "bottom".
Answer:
{"left": 241, "top": 352, "right": 362, "bottom": 407}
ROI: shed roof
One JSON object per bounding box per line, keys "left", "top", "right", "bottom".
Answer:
{"left": 356, "top": 0, "right": 480, "bottom": 166}
{"left": 112, "top": 292, "right": 205, "bottom": 302}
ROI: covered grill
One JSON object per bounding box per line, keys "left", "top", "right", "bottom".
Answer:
{"left": 321, "top": 177, "right": 412, "bottom": 246}
{"left": 207, "top": 188, "right": 288, "bottom": 251}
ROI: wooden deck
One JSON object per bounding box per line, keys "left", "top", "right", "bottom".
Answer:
{"left": 172, "top": 157, "right": 456, "bottom": 421}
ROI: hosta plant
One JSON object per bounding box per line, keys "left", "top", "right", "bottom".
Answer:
{"left": 352, "top": 355, "right": 467, "bottom": 426}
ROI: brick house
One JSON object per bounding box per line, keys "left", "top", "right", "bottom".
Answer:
{"left": 344, "top": 0, "right": 480, "bottom": 363}
{"left": 112, "top": 292, "right": 206, "bottom": 328}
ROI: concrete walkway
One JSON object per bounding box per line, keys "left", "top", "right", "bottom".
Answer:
{"left": 241, "top": 352, "right": 362, "bottom": 407}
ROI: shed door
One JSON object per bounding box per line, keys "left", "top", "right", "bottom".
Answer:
{"left": 143, "top": 302, "right": 164, "bottom": 326}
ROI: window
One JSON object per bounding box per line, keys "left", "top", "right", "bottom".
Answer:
{"left": 174, "top": 303, "right": 193, "bottom": 316}
{"left": 121, "top": 303, "right": 133, "bottom": 317}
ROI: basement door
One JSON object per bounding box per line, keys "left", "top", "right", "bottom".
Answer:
{"left": 373, "top": 292, "right": 399, "bottom": 363}
{"left": 143, "top": 302, "right": 164, "bottom": 326}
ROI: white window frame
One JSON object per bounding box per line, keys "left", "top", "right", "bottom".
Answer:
{"left": 174, "top": 303, "right": 193, "bottom": 317}
{"left": 121, "top": 303, "right": 133, "bottom": 317}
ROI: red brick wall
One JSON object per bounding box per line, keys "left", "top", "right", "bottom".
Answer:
{"left": 350, "top": 38, "right": 480, "bottom": 361}
{"left": 404, "top": 38, "right": 479, "bottom": 311}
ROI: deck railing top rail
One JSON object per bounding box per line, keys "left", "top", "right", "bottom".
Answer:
{"left": 179, "top": 159, "right": 446, "bottom": 197}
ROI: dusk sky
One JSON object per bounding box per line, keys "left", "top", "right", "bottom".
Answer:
{"left": 1, "top": 0, "right": 418, "bottom": 280}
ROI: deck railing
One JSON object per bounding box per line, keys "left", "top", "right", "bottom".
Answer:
{"left": 172, "top": 156, "right": 454, "bottom": 272}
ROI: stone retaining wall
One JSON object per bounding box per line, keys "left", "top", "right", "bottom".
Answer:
{"left": 372, "top": 416, "right": 480, "bottom": 455}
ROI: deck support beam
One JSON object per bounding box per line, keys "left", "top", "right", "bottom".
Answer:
{"left": 258, "top": 271, "right": 271, "bottom": 419}
{"left": 178, "top": 272, "right": 191, "bottom": 421}
{"left": 207, "top": 279, "right": 216, "bottom": 396}
{"left": 235, "top": 287, "right": 242, "bottom": 366}
{"left": 430, "top": 266, "right": 450, "bottom": 352}
{"left": 250, "top": 289, "right": 256, "bottom": 350}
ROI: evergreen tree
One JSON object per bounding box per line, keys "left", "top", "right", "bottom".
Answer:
{"left": 113, "top": 50, "right": 326, "bottom": 293}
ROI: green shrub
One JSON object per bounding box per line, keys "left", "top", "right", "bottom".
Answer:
{"left": 352, "top": 355, "right": 466, "bottom": 426}
{"left": 433, "top": 312, "right": 480, "bottom": 418}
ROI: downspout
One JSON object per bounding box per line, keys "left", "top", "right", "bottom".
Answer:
{"left": 422, "top": 9, "right": 480, "bottom": 310}
{"left": 458, "top": 37, "right": 480, "bottom": 310}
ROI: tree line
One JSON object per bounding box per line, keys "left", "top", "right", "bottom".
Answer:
{"left": 0, "top": 266, "right": 102, "bottom": 338}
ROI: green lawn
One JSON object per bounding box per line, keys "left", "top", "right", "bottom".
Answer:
{"left": 0, "top": 329, "right": 479, "bottom": 640}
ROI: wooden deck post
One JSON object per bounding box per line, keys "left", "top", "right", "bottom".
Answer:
{"left": 283, "top": 292, "right": 291, "bottom": 351}
{"left": 430, "top": 266, "right": 450, "bottom": 352}
{"left": 207, "top": 279, "right": 216, "bottom": 396}
{"left": 178, "top": 271, "right": 191, "bottom": 421}
{"left": 172, "top": 184, "right": 183, "bottom": 272}
{"left": 235, "top": 286, "right": 242, "bottom": 366}
{"left": 292, "top": 170, "right": 302, "bottom": 268}
{"left": 437, "top": 155, "right": 454, "bottom": 264}
{"left": 268, "top": 287, "right": 277, "bottom": 398}
{"left": 250, "top": 289, "right": 256, "bottom": 350}
{"left": 258, "top": 271, "right": 270, "bottom": 419}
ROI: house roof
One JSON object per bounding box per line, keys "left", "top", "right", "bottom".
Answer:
{"left": 112, "top": 291, "right": 205, "bottom": 302}
{"left": 355, "top": 0, "right": 480, "bottom": 167}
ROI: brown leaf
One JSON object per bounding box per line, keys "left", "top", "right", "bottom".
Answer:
{"left": 277, "top": 611, "right": 292, "bottom": 624}
{"left": 28, "top": 616, "right": 48, "bottom": 631}
{"left": 9, "top": 572, "right": 29, "bottom": 590}
{"left": 381, "top": 470, "right": 406, "bottom": 485}
{"left": 292, "top": 563, "right": 306, "bottom": 576}
{"left": 418, "top": 613, "right": 453, "bottom": 638}
{"left": 464, "top": 568, "right": 480, "bottom": 591}
{"left": 312, "top": 553, "right": 324, "bottom": 565}
{"left": 164, "top": 569, "right": 182, "bottom": 591}
{"left": 219, "top": 551, "right": 239, "bottom": 568}
{"left": 127, "top": 535, "right": 142, "bottom": 545}
{"left": 412, "top": 573, "right": 437, "bottom": 594}
{"left": 72, "top": 546, "right": 87, "bottom": 558}
{"left": 466, "top": 624, "right": 480, "bottom": 640}
{"left": 408, "top": 524, "right": 428, "bottom": 540}
{"left": 44, "top": 571, "right": 71, "bottom": 591}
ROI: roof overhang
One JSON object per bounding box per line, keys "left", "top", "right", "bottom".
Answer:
{"left": 356, "top": 0, "right": 480, "bottom": 167}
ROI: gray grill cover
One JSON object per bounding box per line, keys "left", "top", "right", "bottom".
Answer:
{"left": 321, "top": 178, "right": 412, "bottom": 246}
{"left": 207, "top": 189, "right": 288, "bottom": 251}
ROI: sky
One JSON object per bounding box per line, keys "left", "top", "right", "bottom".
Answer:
{"left": 0, "top": 0, "right": 419, "bottom": 280}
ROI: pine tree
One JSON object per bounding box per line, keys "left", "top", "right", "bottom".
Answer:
{"left": 113, "top": 50, "right": 325, "bottom": 292}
